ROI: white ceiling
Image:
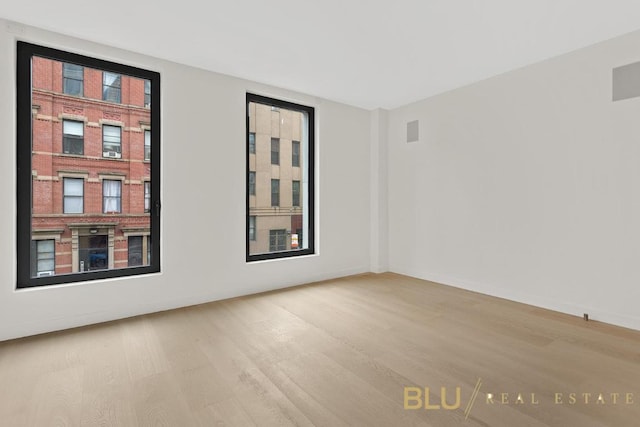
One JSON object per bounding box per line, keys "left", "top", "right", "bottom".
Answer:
{"left": 4, "top": 1, "right": 640, "bottom": 110}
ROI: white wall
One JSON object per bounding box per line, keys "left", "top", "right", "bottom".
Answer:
{"left": 0, "top": 20, "right": 372, "bottom": 341}
{"left": 388, "top": 29, "right": 640, "bottom": 331}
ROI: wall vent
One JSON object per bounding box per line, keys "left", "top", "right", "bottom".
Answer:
{"left": 407, "top": 120, "right": 419, "bottom": 143}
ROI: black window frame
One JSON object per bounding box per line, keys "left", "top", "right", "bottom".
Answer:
{"left": 17, "top": 41, "right": 161, "bottom": 288}
{"left": 246, "top": 93, "right": 315, "bottom": 262}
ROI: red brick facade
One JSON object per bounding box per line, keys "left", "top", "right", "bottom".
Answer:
{"left": 31, "top": 57, "right": 151, "bottom": 276}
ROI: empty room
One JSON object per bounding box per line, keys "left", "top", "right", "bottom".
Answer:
{"left": 1, "top": 1, "right": 640, "bottom": 426}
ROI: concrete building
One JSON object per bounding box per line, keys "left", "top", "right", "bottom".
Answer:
{"left": 30, "top": 56, "right": 151, "bottom": 276}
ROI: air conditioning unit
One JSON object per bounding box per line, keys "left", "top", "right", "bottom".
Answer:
{"left": 37, "top": 271, "right": 54, "bottom": 277}
{"left": 103, "top": 151, "right": 121, "bottom": 159}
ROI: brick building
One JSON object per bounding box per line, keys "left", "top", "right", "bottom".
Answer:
{"left": 30, "top": 57, "right": 151, "bottom": 277}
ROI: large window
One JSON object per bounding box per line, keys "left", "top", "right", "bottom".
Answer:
{"left": 17, "top": 42, "right": 161, "bottom": 288}
{"left": 62, "top": 120, "right": 84, "bottom": 155}
{"left": 246, "top": 93, "right": 315, "bottom": 261}
{"left": 103, "top": 71, "right": 121, "bottom": 103}
{"left": 63, "top": 63, "right": 83, "bottom": 96}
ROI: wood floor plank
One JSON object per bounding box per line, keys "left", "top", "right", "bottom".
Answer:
{"left": 1, "top": 272, "right": 639, "bottom": 426}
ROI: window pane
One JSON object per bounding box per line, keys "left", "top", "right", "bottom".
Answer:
{"left": 271, "top": 179, "right": 279, "bottom": 207}
{"left": 63, "top": 63, "right": 83, "bottom": 96}
{"left": 292, "top": 141, "right": 300, "bottom": 167}
{"left": 103, "top": 180, "right": 121, "bottom": 213}
{"left": 63, "top": 178, "right": 83, "bottom": 213}
{"left": 144, "top": 182, "right": 151, "bottom": 212}
{"left": 247, "top": 95, "right": 314, "bottom": 260}
{"left": 103, "top": 125, "right": 121, "bottom": 155}
{"left": 103, "top": 72, "right": 121, "bottom": 102}
{"left": 271, "top": 138, "right": 279, "bottom": 165}
{"left": 63, "top": 120, "right": 83, "bottom": 136}
{"left": 64, "top": 178, "right": 83, "bottom": 195}
{"left": 144, "top": 130, "right": 151, "bottom": 161}
{"left": 249, "top": 132, "right": 256, "bottom": 154}
{"left": 18, "top": 43, "right": 160, "bottom": 287}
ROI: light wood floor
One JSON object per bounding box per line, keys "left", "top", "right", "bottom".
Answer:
{"left": 1, "top": 273, "right": 639, "bottom": 426}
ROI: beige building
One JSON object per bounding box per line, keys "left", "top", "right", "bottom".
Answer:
{"left": 248, "top": 102, "right": 306, "bottom": 254}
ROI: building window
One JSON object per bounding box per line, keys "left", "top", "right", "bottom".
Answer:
{"left": 271, "top": 138, "right": 280, "bottom": 165}
{"left": 103, "top": 180, "right": 122, "bottom": 213}
{"left": 128, "top": 236, "right": 143, "bottom": 266}
{"left": 271, "top": 179, "right": 280, "bottom": 207}
{"left": 63, "top": 178, "right": 83, "bottom": 213}
{"left": 144, "top": 181, "right": 151, "bottom": 213}
{"left": 249, "top": 216, "right": 256, "bottom": 241}
{"left": 144, "top": 79, "right": 151, "bottom": 108}
{"left": 63, "top": 63, "right": 83, "bottom": 96}
{"left": 103, "top": 71, "right": 121, "bottom": 103}
{"left": 62, "top": 120, "right": 84, "bottom": 155}
{"left": 292, "top": 180, "right": 300, "bottom": 207}
{"left": 249, "top": 132, "right": 256, "bottom": 154}
{"left": 17, "top": 42, "right": 161, "bottom": 288}
{"left": 292, "top": 141, "right": 300, "bottom": 167}
{"left": 249, "top": 171, "right": 256, "bottom": 196}
{"left": 103, "top": 125, "right": 122, "bottom": 158}
{"left": 269, "top": 229, "right": 287, "bottom": 252}
{"left": 32, "top": 239, "right": 55, "bottom": 277}
{"left": 246, "top": 94, "right": 315, "bottom": 261}
{"left": 144, "top": 130, "right": 151, "bottom": 161}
